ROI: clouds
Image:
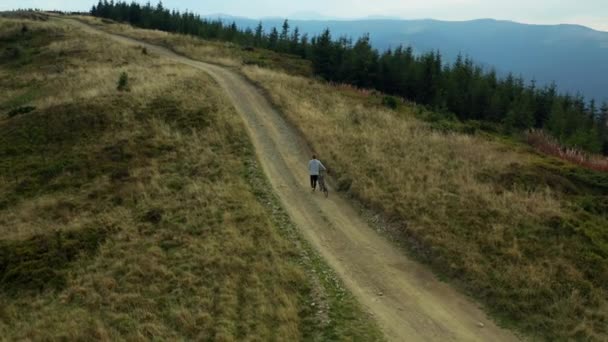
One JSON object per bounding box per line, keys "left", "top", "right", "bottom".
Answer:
{"left": 2, "top": 0, "right": 607, "bottom": 31}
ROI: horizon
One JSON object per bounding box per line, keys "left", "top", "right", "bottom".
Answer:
{"left": 1, "top": 0, "right": 607, "bottom": 32}
{"left": 203, "top": 13, "right": 608, "bottom": 33}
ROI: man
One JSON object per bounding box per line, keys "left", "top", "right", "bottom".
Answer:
{"left": 308, "top": 155, "right": 326, "bottom": 192}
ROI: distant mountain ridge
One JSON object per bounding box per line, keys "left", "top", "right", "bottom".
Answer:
{"left": 206, "top": 16, "right": 608, "bottom": 102}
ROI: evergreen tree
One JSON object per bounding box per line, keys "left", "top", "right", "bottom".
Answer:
{"left": 267, "top": 27, "right": 279, "bottom": 50}
{"left": 290, "top": 27, "right": 300, "bottom": 54}
{"left": 299, "top": 33, "right": 309, "bottom": 58}
{"left": 548, "top": 99, "right": 568, "bottom": 140}
{"left": 279, "top": 20, "right": 290, "bottom": 52}
{"left": 89, "top": 1, "right": 608, "bottom": 156}
{"left": 599, "top": 102, "right": 608, "bottom": 153}
{"left": 254, "top": 22, "right": 264, "bottom": 47}
{"left": 589, "top": 99, "right": 597, "bottom": 120}
{"left": 350, "top": 35, "right": 378, "bottom": 88}
{"left": 504, "top": 93, "right": 535, "bottom": 131}
{"left": 311, "top": 29, "right": 334, "bottom": 80}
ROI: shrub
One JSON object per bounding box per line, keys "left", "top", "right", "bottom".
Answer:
{"left": 0, "top": 228, "right": 109, "bottom": 292}
{"left": 141, "top": 47, "right": 148, "bottom": 55}
{"left": 336, "top": 175, "right": 352, "bottom": 192}
{"left": 116, "top": 71, "right": 129, "bottom": 91}
{"left": 526, "top": 129, "right": 608, "bottom": 172}
{"left": 143, "top": 209, "right": 163, "bottom": 224}
{"left": 382, "top": 95, "right": 398, "bottom": 110}
{"left": 2, "top": 46, "right": 23, "bottom": 60}
{"left": 7, "top": 105, "right": 36, "bottom": 118}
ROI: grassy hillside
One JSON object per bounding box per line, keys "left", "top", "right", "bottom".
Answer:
{"left": 81, "top": 15, "right": 608, "bottom": 340}
{"left": 75, "top": 15, "right": 312, "bottom": 77}
{"left": 243, "top": 68, "right": 608, "bottom": 340}
{"left": 0, "top": 15, "right": 382, "bottom": 340}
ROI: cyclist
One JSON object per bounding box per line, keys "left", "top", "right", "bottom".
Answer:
{"left": 308, "top": 155, "right": 326, "bottom": 192}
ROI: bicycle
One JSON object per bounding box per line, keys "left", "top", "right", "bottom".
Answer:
{"left": 318, "top": 170, "right": 329, "bottom": 198}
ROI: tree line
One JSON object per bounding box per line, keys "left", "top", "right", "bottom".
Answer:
{"left": 91, "top": 1, "right": 608, "bottom": 155}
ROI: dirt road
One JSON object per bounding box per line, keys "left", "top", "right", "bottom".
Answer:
{"left": 65, "top": 18, "right": 518, "bottom": 341}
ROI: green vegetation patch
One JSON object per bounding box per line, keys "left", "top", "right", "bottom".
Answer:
{"left": 0, "top": 227, "right": 111, "bottom": 293}
{"left": 0, "top": 17, "right": 381, "bottom": 339}
{"left": 143, "top": 96, "right": 216, "bottom": 132}
{"left": 7, "top": 105, "right": 36, "bottom": 118}
{"left": 243, "top": 66, "right": 608, "bottom": 340}
{"left": 0, "top": 22, "right": 52, "bottom": 67}
{"left": 0, "top": 102, "right": 115, "bottom": 207}
{"left": 240, "top": 48, "right": 312, "bottom": 77}
{"left": 485, "top": 158, "right": 608, "bottom": 195}
{"left": 242, "top": 156, "right": 384, "bottom": 341}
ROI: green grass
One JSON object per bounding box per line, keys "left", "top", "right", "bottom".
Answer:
{"left": 0, "top": 227, "right": 112, "bottom": 293}
{"left": 243, "top": 156, "right": 384, "bottom": 341}
{"left": 64, "top": 15, "right": 608, "bottom": 339}
{"left": 75, "top": 15, "right": 313, "bottom": 77}
{"left": 243, "top": 66, "right": 608, "bottom": 341}
{"left": 0, "top": 15, "right": 382, "bottom": 340}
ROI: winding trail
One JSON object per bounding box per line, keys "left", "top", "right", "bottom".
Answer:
{"left": 64, "top": 17, "right": 518, "bottom": 341}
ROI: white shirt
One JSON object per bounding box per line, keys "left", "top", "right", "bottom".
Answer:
{"left": 308, "top": 159, "right": 326, "bottom": 176}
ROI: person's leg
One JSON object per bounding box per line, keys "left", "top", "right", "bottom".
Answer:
{"left": 311, "top": 175, "right": 318, "bottom": 190}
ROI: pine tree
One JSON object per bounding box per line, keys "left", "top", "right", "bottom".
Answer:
{"left": 290, "top": 27, "right": 300, "bottom": 54}
{"left": 254, "top": 22, "right": 263, "bottom": 47}
{"left": 504, "top": 93, "right": 535, "bottom": 131}
{"left": 534, "top": 82, "right": 556, "bottom": 128}
{"left": 268, "top": 27, "right": 279, "bottom": 50}
{"left": 599, "top": 102, "right": 608, "bottom": 154}
{"left": 88, "top": 1, "right": 608, "bottom": 156}
{"left": 279, "top": 20, "right": 290, "bottom": 52}
{"left": 311, "top": 29, "right": 334, "bottom": 80}
{"left": 299, "top": 33, "right": 309, "bottom": 58}
{"left": 548, "top": 100, "right": 568, "bottom": 140}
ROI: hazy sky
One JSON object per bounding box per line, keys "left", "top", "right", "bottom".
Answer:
{"left": 3, "top": 0, "right": 608, "bottom": 31}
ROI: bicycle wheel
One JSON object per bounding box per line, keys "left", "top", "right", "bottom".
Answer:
{"left": 319, "top": 176, "right": 328, "bottom": 198}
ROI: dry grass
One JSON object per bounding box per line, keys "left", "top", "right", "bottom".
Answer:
{"left": 243, "top": 65, "right": 608, "bottom": 340}
{"left": 0, "top": 17, "right": 382, "bottom": 340}
{"left": 73, "top": 15, "right": 312, "bottom": 76}
{"left": 527, "top": 129, "right": 608, "bottom": 172}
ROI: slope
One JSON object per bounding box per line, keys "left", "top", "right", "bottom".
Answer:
{"left": 81, "top": 15, "right": 608, "bottom": 340}
{"left": 0, "top": 14, "right": 381, "bottom": 340}
{"left": 62, "top": 16, "right": 519, "bottom": 341}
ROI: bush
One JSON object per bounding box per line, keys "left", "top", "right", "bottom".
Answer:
{"left": 526, "top": 129, "right": 608, "bottom": 172}
{"left": 0, "top": 228, "right": 109, "bottom": 293}
{"left": 141, "top": 47, "right": 148, "bottom": 55}
{"left": 382, "top": 95, "right": 398, "bottom": 110}
{"left": 116, "top": 71, "right": 129, "bottom": 91}
{"left": 2, "top": 47, "right": 23, "bottom": 60}
{"left": 336, "top": 175, "right": 352, "bottom": 192}
{"left": 7, "top": 106, "right": 36, "bottom": 118}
